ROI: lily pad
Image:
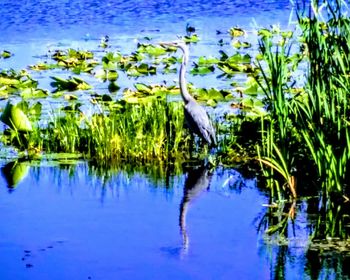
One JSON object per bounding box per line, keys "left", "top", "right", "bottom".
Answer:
{"left": 21, "top": 88, "right": 49, "bottom": 99}
{"left": 95, "top": 69, "right": 119, "bottom": 81}
{"left": 134, "top": 83, "right": 152, "bottom": 93}
{"left": 50, "top": 76, "right": 92, "bottom": 91}
{"left": 126, "top": 63, "right": 156, "bottom": 77}
{"left": 102, "top": 52, "right": 122, "bottom": 70}
{"left": 183, "top": 34, "right": 199, "bottom": 43}
{"left": 206, "top": 99, "right": 217, "bottom": 107}
{"left": 51, "top": 49, "right": 97, "bottom": 71}
{"left": 190, "top": 64, "right": 215, "bottom": 75}
{"left": 108, "top": 82, "right": 120, "bottom": 93}
{"left": 0, "top": 102, "right": 33, "bottom": 132}
{"left": 195, "top": 88, "right": 225, "bottom": 102}
{"left": 226, "top": 53, "right": 251, "bottom": 64}
{"left": 42, "top": 153, "right": 83, "bottom": 162}
{"left": 243, "top": 77, "right": 260, "bottom": 96}
{"left": 229, "top": 27, "right": 245, "bottom": 37}
{"left": 29, "top": 62, "right": 58, "bottom": 71}
{"left": 1, "top": 50, "right": 13, "bottom": 59}
{"left": 137, "top": 44, "right": 167, "bottom": 57}
{"left": 232, "top": 40, "right": 252, "bottom": 49}
{"left": 258, "top": 28, "right": 273, "bottom": 39}
{"left": 197, "top": 56, "right": 220, "bottom": 65}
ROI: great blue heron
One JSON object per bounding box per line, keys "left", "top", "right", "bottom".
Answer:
{"left": 160, "top": 41, "right": 217, "bottom": 146}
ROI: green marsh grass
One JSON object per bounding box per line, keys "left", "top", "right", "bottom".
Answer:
{"left": 293, "top": 0, "right": 350, "bottom": 194}
{"left": 255, "top": 29, "right": 298, "bottom": 200}
{"left": 255, "top": 0, "right": 350, "bottom": 201}
{"left": 10, "top": 99, "right": 197, "bottom": 162}
{"left": 253, "top": 0, "right": 350, "bottom": 239}
{"left": 28, "top": 99, "right": 193, "bottom": 163}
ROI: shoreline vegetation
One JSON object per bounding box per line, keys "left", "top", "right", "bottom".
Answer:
{"left": 1, "top": 0, "right": 350, "bottom": 242}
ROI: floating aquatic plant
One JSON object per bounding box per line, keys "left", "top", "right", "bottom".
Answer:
{"left": 229, "top": 27, "right": 245, "bottom": 37}
{"left": 50, "top": 76, "right": 92, "bottom": 92}
{"left": 0, "top": 101, "right": 33, "bottom": 132}
{"left": 0, "top": 50, "right": 12, "bottom": 59}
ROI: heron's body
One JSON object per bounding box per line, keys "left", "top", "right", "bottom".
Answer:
{"left": 184, "top": 100, "right": 216, "bottom": 145}
{"left": 161, "top": 41, "right": 217, "bottom": 146}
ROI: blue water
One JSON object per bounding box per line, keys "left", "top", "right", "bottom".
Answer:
{"left": 0, "top": 0, "right": 296, "bottom": 128}
{"left": 0, "top": 0, "right": 293, "bottom": 71}
{"left": 0, "top": 163, "right": 268, "bottom": 280}
{"left": 0, "top": 162, "right": 347, "bottom": 280}
{"left": 1, "top": 0, "right": 292, "bottom": 43}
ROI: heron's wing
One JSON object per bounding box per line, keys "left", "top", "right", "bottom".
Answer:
{"left": 184, "top": 102, "right": 217, "bottom": 145}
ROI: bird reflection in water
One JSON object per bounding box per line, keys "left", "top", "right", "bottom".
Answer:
{"left": 179, "top": 164, "right": 213, "bottom": 255}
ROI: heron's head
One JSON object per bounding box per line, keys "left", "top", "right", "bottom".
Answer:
{"left": 160, "top": 40, "right": 188, "bottom": 52}
{"left": 159, "top": 40, "right": 189, "bottom": 64}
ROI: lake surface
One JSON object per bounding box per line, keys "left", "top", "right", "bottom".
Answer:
{"left": 1, "top": 0, "right": 292, "bottom": 43}
{"left": 0, "top": 161, "right": 349, "bottom": 280}
{"left": 1, "top": 0, "right": 350, "bottom": 279}
{"left": 1, "top": 0, "right": 293, "bottom": 71}
{"left": 0, "top": 162, "right": 308, "bottom": 279}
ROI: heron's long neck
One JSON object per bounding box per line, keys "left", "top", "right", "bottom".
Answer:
{"left": 179, "top": 51, "right": 195, "bottom": 104}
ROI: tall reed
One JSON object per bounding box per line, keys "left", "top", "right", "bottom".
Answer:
{"left": 255, "top": 30, "right": 297, "bottom": 200}
{"left": 256, "top": 0, "right": 350, "bottom": 199}
{"left": 294, "top": 0, "right": 350, "bottom": 194}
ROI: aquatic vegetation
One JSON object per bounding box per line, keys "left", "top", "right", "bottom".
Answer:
{"left": 254, "top": 0, "right": 350, "bottom": 200}
{"left": 293, "top": 1, "right": 350, "bottom": 195}
{"left": 229, "top": 27, "right": 245, "bottom": 38}
{"left": 0, "top": 50, "right": 12, "bottom": 59}
{"left": 217, "top": 51, "right": 255, "bottom": 77}
{"left": 29, "top": 48, "right": 98, "bottom": 74}
{"left": 190, "top": 63, "right": 215, "bottom": 75}
{"left": 137, "top": 43, "right": 167, "bottom": 57}
{"left": 101, "top": 51, "right": 122, "bottom": 69}
{"left": 94, "top": 69, "right": 118, "bottom": 82}
{"left": 0, "top": 101, "right": 33, "bottom": 132}
{"left": 0, "top": 69, "right": 39, "bottom": 97}
{"left": 231, "top": 40, "right": 251, "bottom": 49}
{"left": 183, "top": 34, "right": 199, "bottom": 43}
{"left": 34, "top": 99, "right": 192, "bottom": 162}
{"left": 241, "top": 0, "right": 350, "bottom": 244}
{"left": 255, "top": 27, "right": 297, "bottom": 201}
{"left": 50, "top": 76, "right": 92, "bottom": 91}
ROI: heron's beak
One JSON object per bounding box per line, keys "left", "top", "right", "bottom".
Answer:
{"left": 159, "top": 41, "right": 173, "bottom": 47}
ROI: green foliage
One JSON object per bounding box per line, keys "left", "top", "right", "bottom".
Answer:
{"left": 28, "top": 99, "right": 192, "bottom": 163}
{"left": 0, "top": 69, "right": 39, "bottom": 97}
{"left": 50, "top": 76, "right": 92, "bottom": 92}
{"left": 254, "top": 26, "right": 297, "bottom": 201}
{"left": 1, "top": 50, "right": 12, "bottom": 59}
{"left": 254, "top": 0, "right": 350, "bottom": 207}
{"left": 229, "top": 27, "right": 245, "bottom": 37}
{"left": 0, "top": 101, "right": 33, "bottom": 132}
{"left": 292, "top": 0, "right": 350, "bottom": 194}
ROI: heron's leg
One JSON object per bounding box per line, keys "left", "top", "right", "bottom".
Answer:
{"left": 189, "top": 133, "right": 196, "bottom": 157}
